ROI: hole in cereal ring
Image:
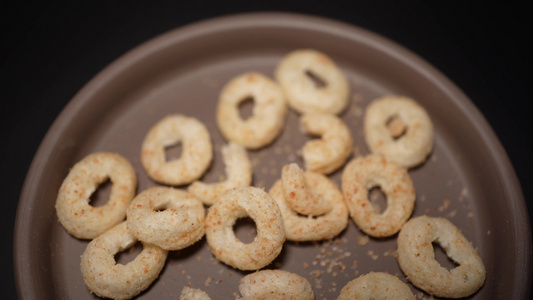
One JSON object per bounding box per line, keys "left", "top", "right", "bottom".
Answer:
{"left": 233, "top": 217, "right": 257, "bottom": 244}
{"left": 164, "top": 142, "right": 182, "bottom": 162}
{"left": 89, "top": 178, "right": 112, "bottom": 207}
{"left": 305, "top": 69, "right": 328, "bottom": 88}
{"left": 238, "top": 96, "right": 254, "bottom": 121}
{"left": 432, "top": 242, "right": 460, "bottom": 271}
{"left": 368, "top": 186, "right": 387, "bottom": 215}
{"left": 114, "top": 242, "right": 143, "bottom": 265}
{"left": 386, "top": 114, "right": 407, "bottom": 140}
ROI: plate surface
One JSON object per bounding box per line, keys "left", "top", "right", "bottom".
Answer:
{"left": 14, "top": 13, "right": 531, "bottom": 299}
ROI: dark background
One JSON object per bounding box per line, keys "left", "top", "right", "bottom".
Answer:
{"left": 2, "top": 1, "right": 531, "bottom": 299}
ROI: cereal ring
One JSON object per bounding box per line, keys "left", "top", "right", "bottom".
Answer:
{"left": 270, "top": 165, "right": 349, "bottom": 241}
{"left": 397, "top": 215, "right": 486, "bottom": 298}
{"left": 341, "top": 154, "right": 415, "bottom": 237}
{"left": 55, "top": 152, "right": 136, "bottom": 239}
{"left": 364, "top": 96, "right": 434, "bottom": 168}
{"left": 281, "top": 163, "right": 332, "bottom": 216}
{"left": 300, "top": 113, "right": 353, "bottom": 175}
{"left": 126, "top": 186, "right": 205, "bottom": 251}
{"left": 216, "top": 72, "right": 288, "bottom": 149}
{"left": 179, "top": 287, "right": 212, "bottom": 300}
{"left": 80, "top": 221, "right": 168, "bottom": 300}
{"left": 188, "top": 142, "right": 253, "bottom": 206}
{"left": 205, "top": 186, "right": 285, "bottom": 270}
{"left": 239, "top": 269, "right": 314, "bottom": 300}
{"left": 141, "top": 114, "right": 212, "bottom": 186}
{"left": 337, "top": 272, "right": 415, "bottom": 300}
{"left": 275, "top": 49, "right": 350, "bottom": 115}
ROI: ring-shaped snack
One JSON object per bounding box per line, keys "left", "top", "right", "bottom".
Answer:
{"left": 141, "top": 114, "right": 213, "bottom": 186}
{"left": 126, "top": 186, "right": 205, "bottom": 251}
{"left": 216, "top": 72, "right": 288, "bottom": 149}
{"left": 205, "top": 186, "right": 285, "bottom": 271}
{"left": 275, "top": 49, "right": 350, "bottom": 115}
{"left": 179, "top": 287, "right": 212, "bottom": 300}
{"left": 80, "top": 221, "right": 168, "bottom": 300}
{"left": 364, "top": 96, "right": 434, "bottom": 168}
{"left": 270, "top": 166, "right": 349, "bottom": 242}
{"left": 341, "top": 154, "right": 415, "bottom": 238}
{"left": 300, "top": 113, "right": 353, "bottom": 175}
{"left": 281, "top": 163, "right": 332, "bottom": 216}
{"left": 397, "top": 215, "right": 486, "bottom": 298}
{"left": 188, "top": 142, "right": 253, "bottom": 206}
{"left": 239, "top": 270, "right": 314, "bottom": 300}
{"left": 337, "top": 272, "right": 415, "bottom": 300}
{"left": 55, "top": 152, "right": 137, "bottom": 239}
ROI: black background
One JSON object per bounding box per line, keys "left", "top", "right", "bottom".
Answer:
{"left": 2, "top": 1, "right": 532, "bottom": 299}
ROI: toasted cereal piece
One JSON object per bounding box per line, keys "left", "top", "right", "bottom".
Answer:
{"left": 188, "top": 142, "right": 252, "bottom": 206}
{"left": 337, "top": 272, "right": 415, "bottom": 300}
{"left": 55, "top": 152, "right": 136, "bottom": 239}
{"left": 300, "top": 113, "right": 353, "bottom": 174}
{"left": 270, "top": 165, "right": 348, "bottom": 242}
{"left": 179, "top": 286, "right": 212, "bottom": 300}
{"left": 239, "top": 270, "right": 314, "bottom": 300}
{"left": 80, "top": 221, "right": 167, "bottom": 299}
{"left": 141, "top": 114, "right": 212, "bottom": 186}
{"left": 397, "top": 216, "right": 486, "bottom": 298}
{"left": 275, "top": 49, "right": 350, "bottom": 115}
{"left": 126, "top": 186, "right": 205, "bottom": 251}
{"left": 205, "top": 187, "right": 285, "bottom": 271}
{"left": 216, "top": 72, "right": 288, "bottom": 149}
{"left": 341, "top": 154, "right": 415, "bottom": 237}
{"left": 364, "top": 96, "right": 434, "bottom": 168}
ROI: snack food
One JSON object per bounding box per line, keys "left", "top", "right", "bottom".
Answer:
{"left": 341, "top": 154, "right": 415, "bottom": 237}
{"left": 216, "top": 72, "right": 288, "bottom": 149}
{"left": 337, "top": 272, "right": 415, "bottom": 300}
{"left": 188, "top": 142, "right": 252, "bottom": 206}
{"left": 205, "top": 186, "right": 285, "bottom": 270}
{"left": 141, "top": 114, "right": 212, "bottom": 186}
{"left": 126, "top": 186, "right": 205, "bottom": 251}
{"left": 281, "top": 163, "right": 332, "bottom": 216}
{"left": 269, "top": 164, "right": 349, "bottom": 241}
{"left": 55, "top": 152, "right": 137, "bottom": 239}
{"left": 364, "top": 96, "right": 434, "bottom": 168}
{"left": 80, "top": 221, "right": 168, "bottom": 299}
{"left": 239, "top": 269, "right": 314, "bottom": 300}
{"left": 275, "top": 49, "right": 350, "bottom": 115}
{"left": 397, "top": 215, "right": 486, "bottom": 298}
{"left": 178, "top": 287, "right": 212, "bottom": 300}
{"left": 300, "top": 113, "right": 353, "bottom": 174}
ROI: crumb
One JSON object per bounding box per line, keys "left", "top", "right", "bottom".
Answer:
{"left": 357, "top": 235, "right": 370, "bottom": 246}
{"left": 467, "top": 212, "right": 474, "bottom": 218}
{"left": 303, "top": 262, "right": 309, "bottom": 269}
{"left": 448, "top": 210, "right": 457, "bottom": 217}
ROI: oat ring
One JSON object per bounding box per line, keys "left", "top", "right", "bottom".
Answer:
{"left": 364, "top": 96, "right": 434, "bottom": 168}
{"left": 216, "top": 72, "right": 288, "bottom": 149}
{"left": 188, "top": 142, "right": 253, "bottom": 206}
{"left": 55, "top": 152, "right": 137, "bottom": 239}
{"left": 205, "top": 186, "right": 285, "bottom": 271}
{"left": 397, "top": 216, "right": 486, "bottom": 298}
{"left": 80, "top": 221, "right": 168, "bottom": 300}
{"left": 239, "top": 270, "right": 314, "bottom": 300}
{"left": 341, "top": 154, "right": 415, "bottom": 237}
{"left": 141, "top": 114, "right": 213, "bottom": 186}
{"left": 300, "top": 113, "right": 353, "bottom": 175}
{"left": 275, "top": 49, "right": 350, "bottom": 115}
{"left": 337, "top": 272, "right": 415, "bottom": 300}
{"left": 269, "top": 164, "right": 349, "bottom": 241}
{"left": 126, "top": 186, "right": 205, "bottom": 251}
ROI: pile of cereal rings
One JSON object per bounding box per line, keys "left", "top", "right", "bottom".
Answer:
{"left": 55, "top": 49, "right": 485, "bottom": 299}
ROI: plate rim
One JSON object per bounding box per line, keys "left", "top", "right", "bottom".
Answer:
{"left": 14, "top": 11, "right": 532, "bottom": 299}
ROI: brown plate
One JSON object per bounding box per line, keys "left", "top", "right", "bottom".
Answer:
{"left": 14, "top": 12, "right": 531, "bottom": 299}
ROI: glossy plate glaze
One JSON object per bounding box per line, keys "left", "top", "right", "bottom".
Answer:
{"left": 14, "top": 13, "right": 531, "bottom": 299}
